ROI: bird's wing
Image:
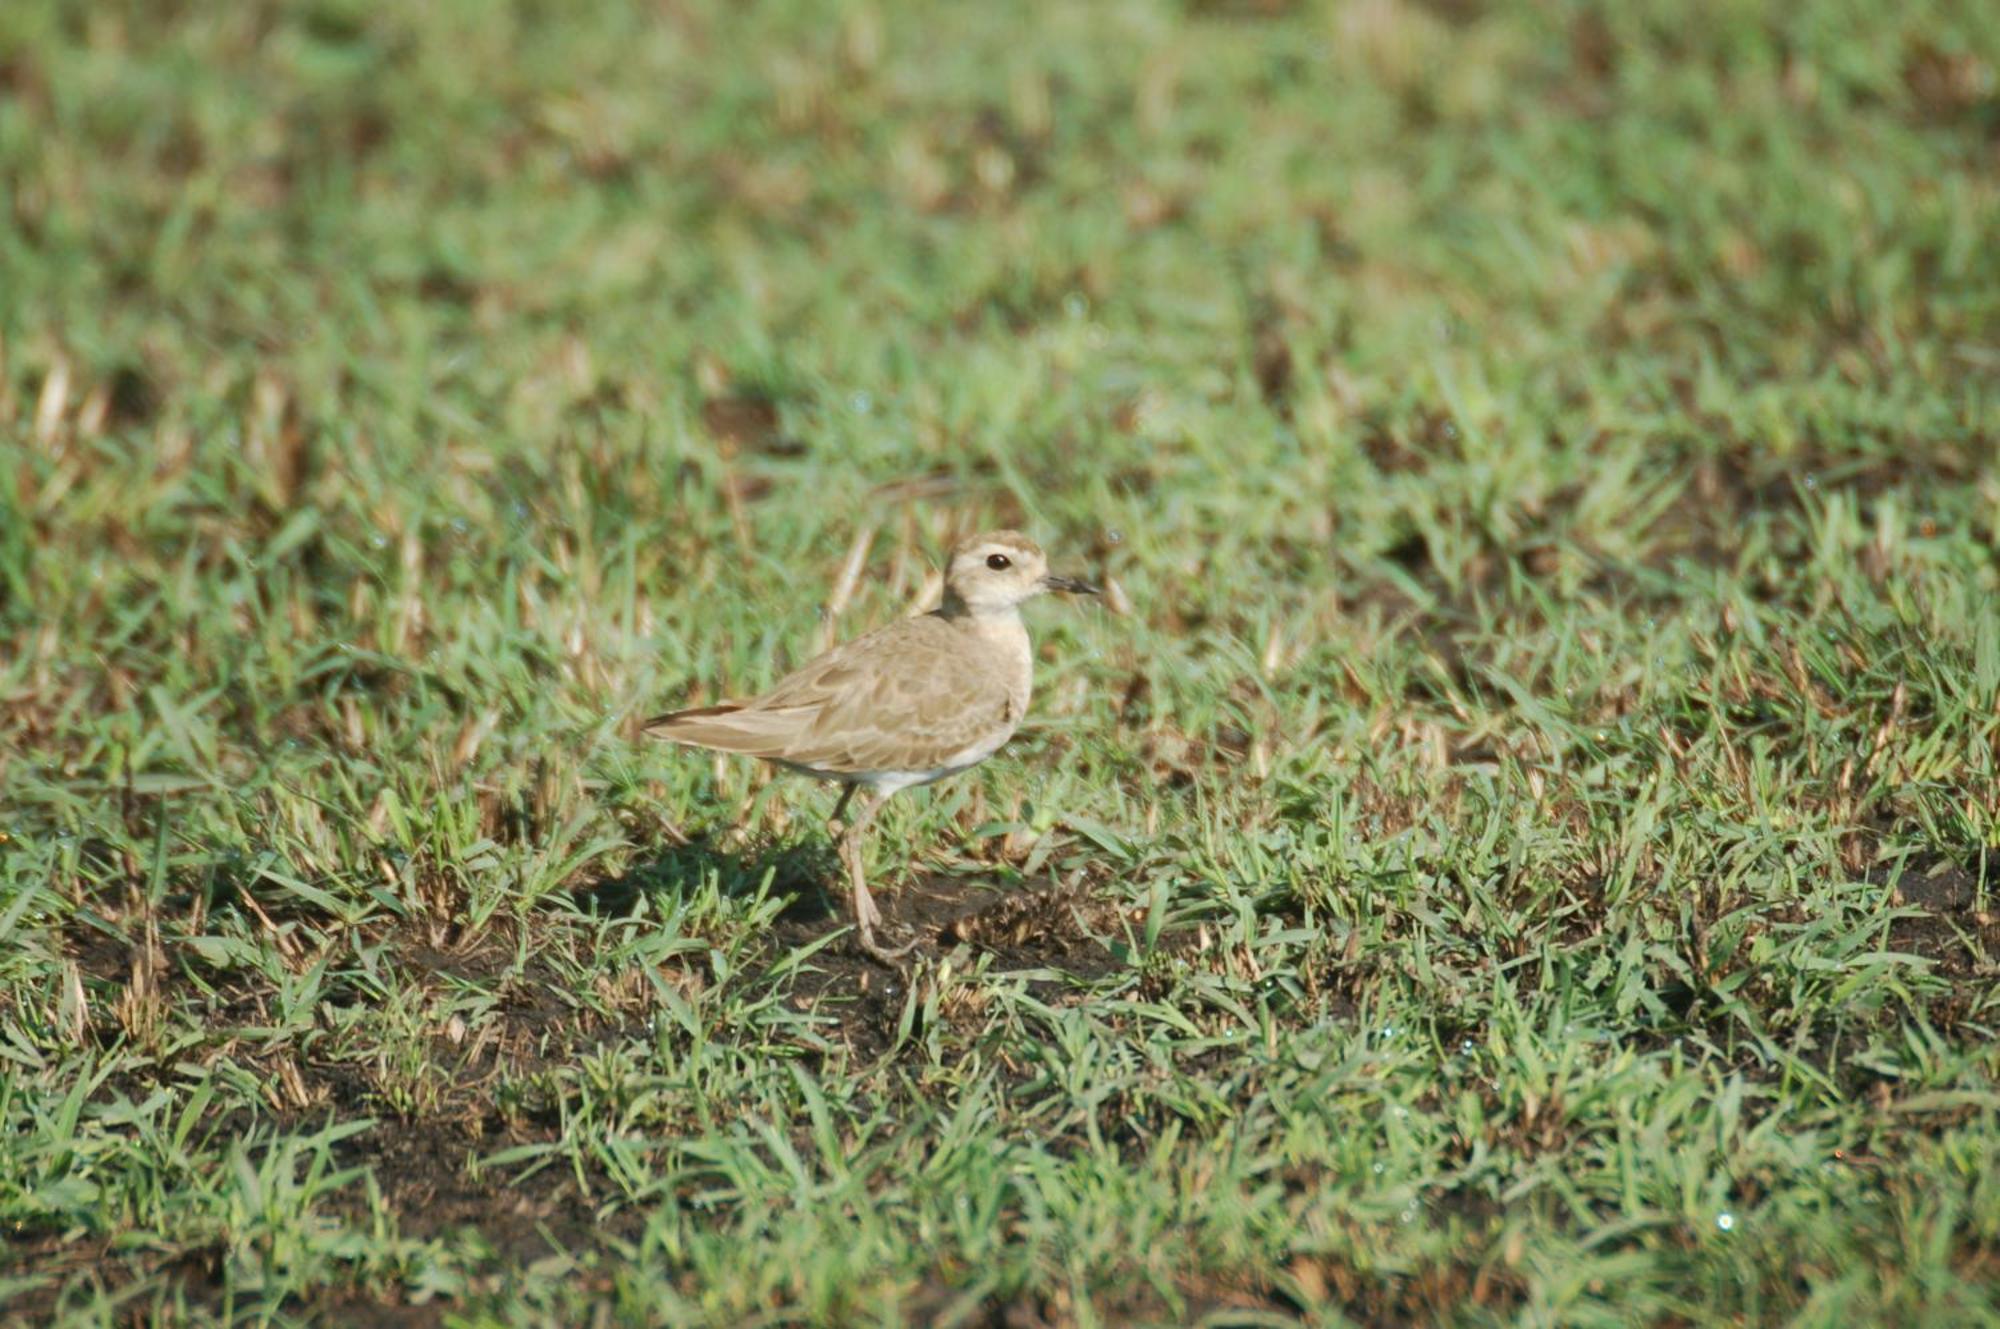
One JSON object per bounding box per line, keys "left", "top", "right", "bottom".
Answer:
{"left": 647, "top": 616, "right": 1016, "bottom": 774}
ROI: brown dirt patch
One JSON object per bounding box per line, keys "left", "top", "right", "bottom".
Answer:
{"left": 758, "top": 870, "right": 1132, "bottom": 1061}
{"left": 1882, "top": 851, "right": 1999, "bottom": 983}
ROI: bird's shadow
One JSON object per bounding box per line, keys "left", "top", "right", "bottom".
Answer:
{"left": 572, "top": 829, "right": 843, "bottom": 925}
{"left": 571, "top": 825, "right": 1139, "bottom": 979}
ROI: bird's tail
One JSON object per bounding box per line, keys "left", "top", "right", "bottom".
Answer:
{"left": 643, "top": 703, "right": 790, "bottom": 757}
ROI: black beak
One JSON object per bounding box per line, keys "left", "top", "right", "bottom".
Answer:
{"left": 1042, "top": 573, "right": 1101, "bottom": 596}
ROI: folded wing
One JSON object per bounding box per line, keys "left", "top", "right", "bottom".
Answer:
{"left": 644, "top": 616, "right": 1017, "bottom": 776}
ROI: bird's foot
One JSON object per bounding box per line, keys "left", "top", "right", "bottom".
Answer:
{"left": 853, "top": 923, "right": 919, "bottom": 966}
{"left": 850, "top": 878, "right": 917, "bottom": 965}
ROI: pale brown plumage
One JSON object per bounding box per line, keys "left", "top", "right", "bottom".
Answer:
{"left": 645, "top": 530, "right": 1098, "bottom": 962}
{"left": 645, "top": 611, "right": 1029, "bottom": 780}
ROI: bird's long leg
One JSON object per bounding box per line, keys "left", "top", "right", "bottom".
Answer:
{"left": 827, "top": 783, "right": 856, "bottom": 838}
{"left": 836, "top": 791, "right": 915, "bottom": 964}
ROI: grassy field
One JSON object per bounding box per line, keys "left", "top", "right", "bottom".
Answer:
{"left": 3, "top": 0, "right": 1998, "bottom": 1323}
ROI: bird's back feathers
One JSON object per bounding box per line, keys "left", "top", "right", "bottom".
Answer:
{"left": 644, "top": 610, "right": 1031, "bottom": 778}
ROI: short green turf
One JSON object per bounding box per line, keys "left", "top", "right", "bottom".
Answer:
{"left": 2, "top": 0, "right": 1997, "bottom": 1324}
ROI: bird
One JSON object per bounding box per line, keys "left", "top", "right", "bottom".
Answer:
{"left": 645, "top": 530, "right": 1099, "bottom": 962}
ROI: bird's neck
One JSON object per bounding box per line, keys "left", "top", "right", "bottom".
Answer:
{"left": 936, "top": 593, "right": 1018, "bottom": 624}
{"left": 936, "top": 598, "right": 1030, "bottom": 649}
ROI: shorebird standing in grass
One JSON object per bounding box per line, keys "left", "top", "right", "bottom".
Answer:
{"left": 645, "top": 531, "right": 1099, "bottom": 962}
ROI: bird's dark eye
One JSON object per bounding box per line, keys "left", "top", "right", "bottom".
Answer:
{"left": 986, "top": 553, "right": 1011, "bottom": 570}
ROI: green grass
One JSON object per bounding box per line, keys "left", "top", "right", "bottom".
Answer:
{"left": 3, "top": 0, "right": 1998, "bottom": 1323}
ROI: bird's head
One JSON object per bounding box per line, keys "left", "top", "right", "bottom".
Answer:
{"left": 943, "top": 530, "right": 1099, "bottom": 614}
